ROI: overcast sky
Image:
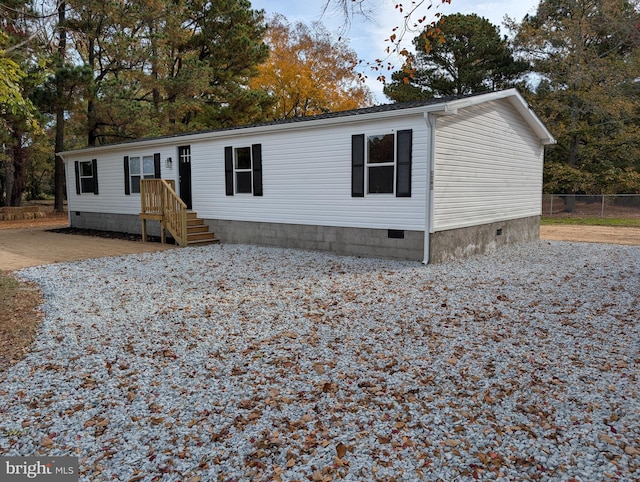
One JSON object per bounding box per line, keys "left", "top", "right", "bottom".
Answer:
{"left": 249, "top": 0, "right": 541, "bottom": 103}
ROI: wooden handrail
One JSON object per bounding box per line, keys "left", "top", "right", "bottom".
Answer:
{"left": 140, "top": 179, "right": 188, "bottom": 246}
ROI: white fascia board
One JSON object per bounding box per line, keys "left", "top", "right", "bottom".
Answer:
{"left": 57, "top": 103, "right": 450, "bottom": 158}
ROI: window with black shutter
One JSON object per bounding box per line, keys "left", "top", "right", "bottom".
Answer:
{"left": 224, "top": 144, "right": 263, "bottom": 196}
{"left": 124, "top": 153, "right": 161, "bottom": 194}
{"left": 352, "top": 130, "right": 412, "bottom": 197}
{"left": 75, "top": 160, "right": 99, "bottom": 195}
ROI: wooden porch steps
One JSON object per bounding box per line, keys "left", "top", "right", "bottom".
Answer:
{"left": 186, "top": 211, "right": 219, "bottom": 246}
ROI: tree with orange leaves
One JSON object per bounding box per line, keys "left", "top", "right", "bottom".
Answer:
{"left": 250, "top": 14, "right": 373, "bottom": 120}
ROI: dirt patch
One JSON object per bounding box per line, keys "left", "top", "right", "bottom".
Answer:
{"left": 539, "top": 225, "right": 640, "bottom": 245}
{"left": 0, "top": 270, "right": 42, "bottom": 372}
{"left": 0, "top": 222, "right": 175, "bottom": 271}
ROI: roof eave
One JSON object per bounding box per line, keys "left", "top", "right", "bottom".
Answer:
{"left": 57, "top": 90, "right": 555, "bottom": 158}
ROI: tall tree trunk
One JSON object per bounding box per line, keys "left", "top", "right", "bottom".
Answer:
{"left": 5, "top": 160, "right": 14, "bottom": 207}
{"left": 54, "top": 1, "right": 67, "bottom": 213}
{"left": 10, "top": 130, "right": 27, "bottom": 207}
{"left": 87, "top": 38, "right": 97, "bottom": 147}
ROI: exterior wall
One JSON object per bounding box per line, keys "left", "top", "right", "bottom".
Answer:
{"left": 65, "top": 114, "right": 430, "bottom": 233}
{"left": 191, "top": 116, "right": 428, "bottom": 231}
{"left": 64, "top": 147, "right": 179, "bottom": 218}
{"left": 68, "top": 211, "right": 539, "bottom": 264}
{"left": 205, "top": 219, "right": 424, "bottom": 261}
{"left": 428, "top": 215, "right": 540, "bottom": 264}
{"left": 431, "top": 99, "right": 544, "bottom": 232}
{"left": 66, "top": 211, "right": 424, "bottom": 260}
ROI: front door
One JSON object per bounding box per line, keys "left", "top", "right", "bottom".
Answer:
{"left": 178, "top": 146, "right": 192, "bottom": 209}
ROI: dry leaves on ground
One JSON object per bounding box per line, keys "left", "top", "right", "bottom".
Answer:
{"left": 0, "top": 270, "right": 42, "bottom": 372}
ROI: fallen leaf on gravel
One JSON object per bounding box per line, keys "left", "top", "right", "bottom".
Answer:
{"left": 336, "top": 442, "right": 348, "bottom": 458}
{"left": 40, "top": 436, "right": 54, "bottom": 447}
{"left": 96, "top": 418, "right": 109, "bottom": 427}
{"left": 599, "top": 433, "right": 616, "bottom": 445}
{"left": 625, "top": 446, "right": 640, "bottom": 456}
{"left": 444, "top": 439, "right": 461, "bottom": 447}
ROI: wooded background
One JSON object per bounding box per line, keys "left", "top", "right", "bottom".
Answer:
{"left": 2, "top": 0, "right": 639, "bottom": 212}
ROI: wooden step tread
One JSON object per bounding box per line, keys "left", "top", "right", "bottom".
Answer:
{"left": 187, "top": 225, "right": 209, "bottom": 234}
{"left": 187, "top": 238, "right": 220, "bottom": 246}
{"left": 187, "top": 232, "right": 218, "bottom": 241}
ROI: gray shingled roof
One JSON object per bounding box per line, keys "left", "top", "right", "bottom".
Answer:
{"left": 88, "top": 93, "right": 484, "bottom": 148}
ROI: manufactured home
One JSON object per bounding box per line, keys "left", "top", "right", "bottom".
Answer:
{"left": 58, "top": 89, "right": 555, "bottom": 263}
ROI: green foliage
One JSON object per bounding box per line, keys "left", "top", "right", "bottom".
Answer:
{"left": 63, "top": 0, "right": 271, "bottom": 145}
{"left": 0, "top": 53, "right": 27, "bottom": 120}
{"left": 515, "top": 0, "right": 640, "bottom": 194}
{"left": 25, "top": 131, "right": 55, "bottom": 200}
{"left": 0, "top": 31, "right": 39, "bottom": 132}
{"left": 384, "top": 14, "right": 527, "bottom": 101}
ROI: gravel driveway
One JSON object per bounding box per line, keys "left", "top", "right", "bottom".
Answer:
{"left": 1, "top": 241, "right": 639, "bottom": 481}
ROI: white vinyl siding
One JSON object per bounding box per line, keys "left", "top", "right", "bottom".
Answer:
{"left": 64, "top": 117, "right": 427, "bottom": 230}
{"left": 62, "top": 91, "right": 551, "bottom": 237}
{"left": 431, "top": 99, "right": 544, "bottom": 232}
{"left": 65, "top": 148, "right": 177, "bottom": 215}
{"left": 192, "top": 117, "right": 428, "bottom": 230}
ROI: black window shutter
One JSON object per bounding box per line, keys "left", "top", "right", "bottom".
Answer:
{"left": 224, "top": 146, "right": 234, "bottom": 196}
{"left": 92, "top": 159, "right": 99, "bottom": 194}
{"left": 124, "top": 156, "right": 130, "bottom": 195}
{"left": 252, "top": 143, "right": 263, "bottom": 197}
{"left": 396, "top": 129, "right": 412, "bottom": 197}
{"left": 154, "top": 153, "right": 161, "bottom": 178}
{"left": 74, "top": 161, "right": 81, "bottom": 195}
{"left": 351, "top": 134, "right": 365, "bottom": 197}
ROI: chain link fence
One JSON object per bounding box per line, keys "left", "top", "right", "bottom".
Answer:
{"left": 542, "top": 194, "right": 640, "bottom": 219}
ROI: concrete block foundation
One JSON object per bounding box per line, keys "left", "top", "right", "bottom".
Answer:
{"left": 70, "top": 211, "right": 540, "bottom": 263}
{"left": 428, "top": 216, "right": 540, "bottom": 264}
{"left": 205, "top": 219, "right": 425, "bottom": 261}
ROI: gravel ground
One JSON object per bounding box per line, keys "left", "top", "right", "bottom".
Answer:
{"left": 1, "top": 241, "right": 639, "bottom": 481}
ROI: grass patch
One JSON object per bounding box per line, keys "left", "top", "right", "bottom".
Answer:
{"left": 0, "top": 270, "right": 43, "bottom": 371}
{"left": 541, "top": 217, "right": 640, "bottom": 227}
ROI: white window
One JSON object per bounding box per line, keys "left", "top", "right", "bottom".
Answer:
{"left": 234, "top": 147, "right": 253, "bottom": 194}
{"left": 367, "top": 133, "right": 395, "bottom": 194}
{"left": 129, "top": 155, "right": 155, "bottom": 194}
{"left": 79, "top": 161, "right": 96, "bottom": 193}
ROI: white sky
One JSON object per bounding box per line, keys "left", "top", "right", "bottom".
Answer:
{"left": 249, "top": 0, "right": 540, "bottom": 103}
